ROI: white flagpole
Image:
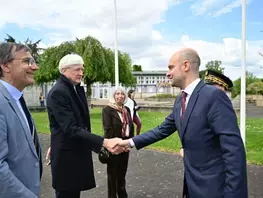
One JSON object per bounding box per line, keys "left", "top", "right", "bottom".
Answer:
{"left": 114, "top": 0, "right": 119, "bottom": 88}
{"left": 240, "top": 0, "right": 246, "bottom": 145}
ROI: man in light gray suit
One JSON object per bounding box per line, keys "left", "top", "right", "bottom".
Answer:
{"left": 0, "top": 42, "right": 42, "bottom": 197}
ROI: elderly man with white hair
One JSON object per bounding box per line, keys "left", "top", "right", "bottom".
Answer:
{"left": 46, "top": 53, "right": 125, "bottom": 198}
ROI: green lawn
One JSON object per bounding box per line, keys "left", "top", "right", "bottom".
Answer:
{"left": 31, "top": 108, "right": 263, "bottom": 165}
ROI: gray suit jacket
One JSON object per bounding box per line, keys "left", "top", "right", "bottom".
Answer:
{"left": 0, "top": 82, "right": 42, "bottom": 198}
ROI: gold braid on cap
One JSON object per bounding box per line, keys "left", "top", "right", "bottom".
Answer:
{"left": 204, "top": 75, "right": 228, "bottom": 89}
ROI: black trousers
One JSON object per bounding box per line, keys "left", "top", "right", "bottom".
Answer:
{"left": 107, "top": 152, "right": 129, "bottom": 198}
{"left": 55, "top": 190, "right": 80, "bottom": 198}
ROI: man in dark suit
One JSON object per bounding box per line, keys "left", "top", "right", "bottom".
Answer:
{"left": 119, "top": 48, "right": 248, "bottom": 198}
{"left": 46, "top": 53, "right": 124, "bottom": 198}
{"left": 180, "top": 69, "right": 234, "bottom": 157}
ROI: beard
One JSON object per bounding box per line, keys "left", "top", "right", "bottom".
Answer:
{"left": 171, "top": 78, "right": 181, "bottom": 88}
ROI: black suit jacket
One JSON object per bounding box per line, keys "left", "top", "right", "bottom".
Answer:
{"left": 102, "top": 106, "right": 134, "bottom": 139}
{"left": 46, "top": 74, "right": 104, "bottom": 191}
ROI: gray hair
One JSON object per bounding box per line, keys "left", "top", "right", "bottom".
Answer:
{"left": 0, "top": 42, "right": 31, "bottom": 77}
{"left": 109, "top": 86, "right": 128, "bottom": 104}
{"left": 58, "top": 53, "right": 84, "bottom": 74}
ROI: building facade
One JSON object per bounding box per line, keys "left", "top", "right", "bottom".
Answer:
{"left": 23, "top": 71, "right": 181, "bottom": 106}
{"left": 23, "top": 70, "right": 233, "bottom": 106}
{"left": 23, "top": 82, "right": 54, "bottom": 107}
{"left": 91, "top": 71, "right": 181, "bottom": 99}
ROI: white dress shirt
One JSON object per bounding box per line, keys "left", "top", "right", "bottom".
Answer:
{"left": 181, "top": 78, "right": 201, "bottom": 111}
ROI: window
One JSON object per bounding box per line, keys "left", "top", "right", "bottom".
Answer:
{"left": 104, "top": 89, "right": 108, "bottom": 98}
{"left": 100, "top": 89, "right": 103, "bottom": 98}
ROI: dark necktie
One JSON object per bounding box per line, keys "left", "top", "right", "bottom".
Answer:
{"left": 181, "top": 91, "right": 187, "bottom": 119}
{"left": 19, "top": 95, "right": 38, "bottom": 152}
{"left": 74, "top": 87, "right": 91, "bottom": 128}
{"left": 19, "top": 95, "right": 33, "bottom": 134}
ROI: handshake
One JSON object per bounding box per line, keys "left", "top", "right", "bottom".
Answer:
{"left": 45, "top": 138, "right": 133, "bottom": 166}
{"left": 103, "top": 138, "right": 132, "bottom": 155}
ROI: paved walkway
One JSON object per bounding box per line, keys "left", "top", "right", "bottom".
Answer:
{"left": 39, "top": 134, "right": 263, "bottom": 198}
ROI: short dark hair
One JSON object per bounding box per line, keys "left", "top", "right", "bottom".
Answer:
{"left": 128, "top": 89, "right": 135, "bottom": 98}
{"left": 0, "top": 42, "right": 31, "bottom": 77}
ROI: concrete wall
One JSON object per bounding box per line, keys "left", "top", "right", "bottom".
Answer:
{"left": 23, "top": 83, "right": 54, "bottom": 107}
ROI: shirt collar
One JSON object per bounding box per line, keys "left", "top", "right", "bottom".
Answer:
{"left": 0, "top": 79, "right": 23, "bottom": 101}
{"left": 182, "top": 78, "right": 201, "bottom": 96}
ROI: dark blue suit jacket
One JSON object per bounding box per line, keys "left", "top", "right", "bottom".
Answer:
{"left": 132, "top": 80, "right": 248, "bottom": 198}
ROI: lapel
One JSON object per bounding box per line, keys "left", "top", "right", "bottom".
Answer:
{"left": 180, "top": 80, "right": 205, "bottom": 142}
{"left": 0, "top": 83, "right": 38, "bottom": 158}
{"left": 75, "top": 85, "right": 89, "bottom": 116}
{"left": 60, "top": 75, "right": 89, "bottom": 118}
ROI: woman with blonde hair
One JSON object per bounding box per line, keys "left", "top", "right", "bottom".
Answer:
{"left": 102, "top": 87, "right": 134, "bottom": 198}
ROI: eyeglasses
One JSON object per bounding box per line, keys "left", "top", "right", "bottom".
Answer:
{"left": 11, "top": 57, "right": 36, "bottom": 67}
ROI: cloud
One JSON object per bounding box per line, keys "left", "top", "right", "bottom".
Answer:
{"left": 0, "top": 0, "right": 180, "bottom": 61}
{"left": 1, "top": 0, "right": 262, "bottom": 81}
{"left": 190, "top": 0, "right": 251, "bottom": 17}
{"left": 152, "top": 30, "right": 164, "bottom": 41}
{"left": 132, "top": 35, "right": 263, "bottom": 81}
{"left": 190, "top": 0, "right": 220, "bottom": 16}
{"left": 213, "top": 0, "right": 240, "bottom": 17}
{"left": 0, "top": 0, "right": 182, "bottom": 64}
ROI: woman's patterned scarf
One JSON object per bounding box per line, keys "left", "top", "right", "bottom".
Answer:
{"left": 109, "top": 103, "right": 130, "bottom": 137}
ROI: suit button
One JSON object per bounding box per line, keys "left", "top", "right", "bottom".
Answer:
{"left": 85, "top": 127, "right": 88, "bottom": 130}
{"left": 35, "top": 162, "right": 39, "bottom": 167}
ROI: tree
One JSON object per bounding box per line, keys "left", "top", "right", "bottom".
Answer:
{"left": 231, "top": 72, "right": 260, "bottom": 98}
{"left": 75, "top": 36, "right": 111, "bottom": 96}
{"left": 199, "top": 70, "right": 206, "bottom": 79}
{"left": 118, "top": 52, "right": 136, "bottom": 87}
{"left": 247, "top": 81, "right": 263, "bottom": 95}
{"left": 205, "top": 60, "right": 224, "bottom": 74}
{"left": 132, "top": 64, "right": 142, "bottom": 71}
{"left": 34, "top": 41, "right": 75, "bottom": 84}
{"left": 35, "top": 36, "right": 136, "bottom": 96}
{"left": 24, "top": 38, "right": 43, "bottom": 64}
{"left": 103, "top": 48, "right": 115, "bottom": 84}
{"left": 4, "top": 34, "right": 43, "bottom": 64}
{"left": 4, "top": 34, "right": 16, "bottom": 42}
{"left": 103, "top": 48, "right": 136, "bottom": 87}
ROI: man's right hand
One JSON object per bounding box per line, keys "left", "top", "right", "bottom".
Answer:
{"left": 45, "top": 147, "right": 51, "bottom": 166}
{"left": 180, "top": 148, "right": 184, "bottom": 157}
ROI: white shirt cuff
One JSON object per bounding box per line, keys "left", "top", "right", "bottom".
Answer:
{"left": 129, "top": 138, "right": 135, "bottom": 148}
